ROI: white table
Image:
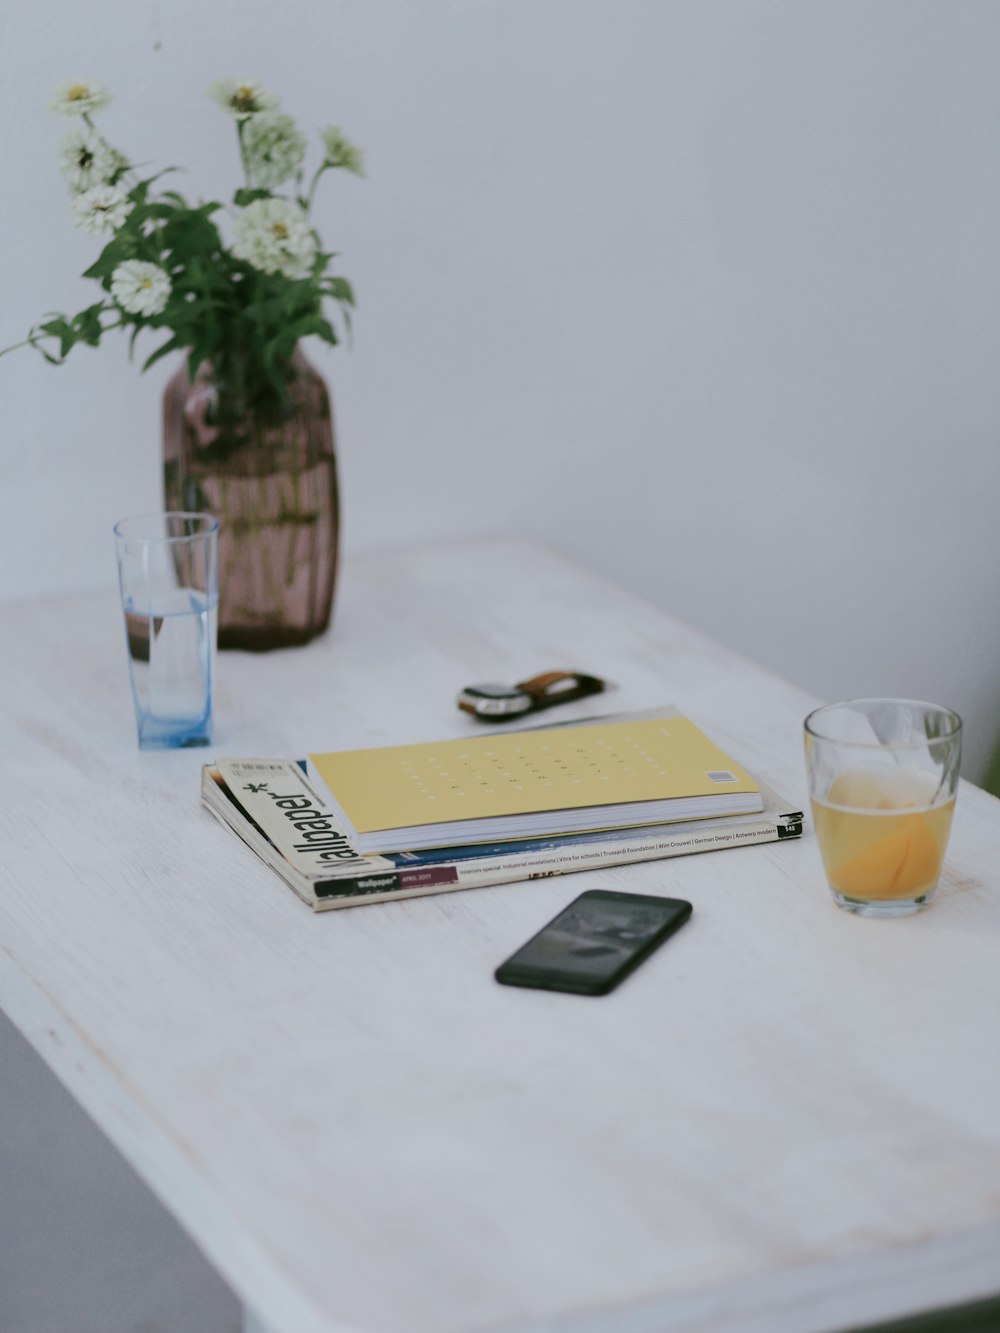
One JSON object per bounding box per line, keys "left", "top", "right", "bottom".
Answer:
{"left": 2, "top": 539, "right": 999, "bottom": 1333}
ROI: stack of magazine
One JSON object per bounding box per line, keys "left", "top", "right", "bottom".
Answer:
{"left": 201, "top": 707, "right": 803, "bottom": 911}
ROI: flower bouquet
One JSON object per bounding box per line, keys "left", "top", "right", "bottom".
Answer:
{"left": 9, "top": 78, "right": 364, "bottom": 649}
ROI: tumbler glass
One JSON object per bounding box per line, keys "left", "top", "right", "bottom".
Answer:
{"left": 114, "top": 512, "right": 219, "bottom": 749}
{"left": 804, "top": 698, "right": 961, "bottom": 917}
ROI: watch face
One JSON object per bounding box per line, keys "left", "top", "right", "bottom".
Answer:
{"left": 459, "top": 685, "right": 533, "bottom": 717}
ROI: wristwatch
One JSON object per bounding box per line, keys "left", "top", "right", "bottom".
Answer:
{"left": 457, "top": 670, "right": 606, "bottom": 722}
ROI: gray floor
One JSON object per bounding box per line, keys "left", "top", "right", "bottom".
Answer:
{"left": 0, "top": 1011, "right": 241, "bottom": 1333}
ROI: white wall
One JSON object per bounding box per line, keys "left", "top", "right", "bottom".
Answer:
{"left": 4, "top": 0, "right": 1000, "bottom": 778}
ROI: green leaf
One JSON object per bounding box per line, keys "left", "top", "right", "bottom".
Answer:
{"left": 82, "top": 234, "right": 134, "bottom": 282}
{"left": 38, "top": 317, "right": 71, "bottom": 337}
{"left": 37, "top": 315, "right": 75, "bottom": 359}
{"left": 75, "top": 303, "right": 106, "bottom": 346}
{"left": 160, "top": 209, "right": 223, "bottom": 265}
{"left": 128, "top": 323, "right": 145, "bottom": 360}
{"left": 143, "top": 334, "right": 184, "bottom": 372}
{"left": 322, "top": 276, "right": 355, "bottom": 305}
{"left": 144, "top": 166, "right": 181, "bottom": 186}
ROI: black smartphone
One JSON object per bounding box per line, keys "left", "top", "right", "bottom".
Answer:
{"left": 494, "top": 889, "right": 692, "bottom": 996}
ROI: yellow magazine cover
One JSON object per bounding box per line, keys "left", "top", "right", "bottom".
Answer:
{"left": 308, "top": 713, "right": 762, "bottom": 852}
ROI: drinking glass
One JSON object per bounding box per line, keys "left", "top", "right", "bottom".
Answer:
{"left": 803, "top": 698, "right": 961, "bottom": 917}
{"left": 114, "top": 512, "right": 219, "bottom": 749}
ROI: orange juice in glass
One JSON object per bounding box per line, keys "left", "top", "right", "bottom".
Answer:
{"left": 804, "top": 700, "right": 961, "bottom": 917}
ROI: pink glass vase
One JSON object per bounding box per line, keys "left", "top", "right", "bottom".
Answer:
{"left": 162, "top": 348, "right": 340, "bottom": 651}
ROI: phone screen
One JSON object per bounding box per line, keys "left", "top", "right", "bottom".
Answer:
{"left": 494, "top": 889, "right": 692, "bottom": 996}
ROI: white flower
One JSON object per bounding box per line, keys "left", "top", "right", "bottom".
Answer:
{"left": 72, "top": 183, "right": 131, "bottom": 235}
{"left": 59, "top": 125, "right": 117, "bottom": 193}
{"left": 319, "top": 125, "right": 364, "bottom": 176}
{"left": 232, "top": 198, "right": 316, "bottom": 278}
{"left": 242, "top": 112, "right": 306, "bottom": 189}
{"left": 51, "top": 81, "right": 111, "bottom": 118}
{"left": 111, "top": 261, "right": 172, "bottom": 317}
{"left": 209, "top": 78, "right": 278, "bottom": 118}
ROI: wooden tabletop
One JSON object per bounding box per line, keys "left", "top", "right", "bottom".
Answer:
{"left": 2, "top": 539, "right": 999, "bottom": 1333}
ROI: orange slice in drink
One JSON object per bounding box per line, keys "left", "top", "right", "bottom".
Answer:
{"left": 829, "top": 812, "right": 942, "bottom": 900}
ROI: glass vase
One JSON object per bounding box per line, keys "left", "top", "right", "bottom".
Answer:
{"left": 162, "top": 348, "right": 340, "bottom": 651}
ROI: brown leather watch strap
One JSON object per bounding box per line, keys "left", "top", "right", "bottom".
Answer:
{"left": 514, "top": 670, "right": 606, "bottom": 709}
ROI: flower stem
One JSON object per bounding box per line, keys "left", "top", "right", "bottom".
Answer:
{"left": 0, "top": 337, "right": 37, "bottom": 359}
{"left": 237, "top": 118, "right": 252, "bottom": 188}
{"left": 305, "top": 163, "right": 329, "bottom": 216}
